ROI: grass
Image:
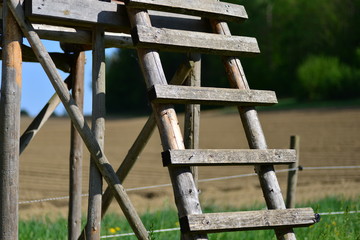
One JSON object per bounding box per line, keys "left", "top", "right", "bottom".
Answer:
{"left": 19, "top": 196, "right": 360, "bottom": 239}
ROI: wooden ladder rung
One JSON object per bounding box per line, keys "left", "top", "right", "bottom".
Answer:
{"left": 180, "top": 208, "right": 320, "bottom": 234}
{"left": 162, "top": 149, "right": 296, "bottom": 166}
{"left": 132, "top": 25, "right": 260, "bottom": 56}
{"left": 148, "top": 85, "right": 277, "bottom": 106}
{"left": 126, "top": 0, "right": 248, "bottom": 23}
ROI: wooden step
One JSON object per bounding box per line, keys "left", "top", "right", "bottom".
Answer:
{"left": 180, "top": 208, "right": 320, "bottom": 234}
{"left": 132, "top": 25, "right": 260, "bottom": 56}
{"left": 162, "top": 149, "right": 296, "bottom": 167}
{"left": 148, "top": 85, "right": 277, "bottom": 106}
{"left": 126, "top": 0, "right": 248, "bottom": 23}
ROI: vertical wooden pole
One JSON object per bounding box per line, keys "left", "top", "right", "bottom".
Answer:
{"left": 210, "top": 20, "right": 296, "bottom": 240}
{"left": 0, "top": 1, "right": 22, "bottom": 239}
{"left": 68, "top": 51, "right": 85, "bottom": 240}
{"left": 7, "top": 3, "right": 148, "bottom": 238}
{"left": 184, "top": 53, "right": 201, "bottom": 187}
{"left": 286, "top": 135, "right": 300, "bottom": 209}
{"left": 127, "top": 9, "right": 207, "bottom": 240}
{"left": 86, "top": 27, "right": 105, "bottom": 240}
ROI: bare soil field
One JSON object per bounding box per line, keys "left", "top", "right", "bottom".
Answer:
{"left": 19, "top": 107, "right": 360, "bottom": 218}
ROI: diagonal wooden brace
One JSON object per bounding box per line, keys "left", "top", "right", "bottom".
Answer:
{"left": 7, "top": 1, "right": 149, "bottom": 239}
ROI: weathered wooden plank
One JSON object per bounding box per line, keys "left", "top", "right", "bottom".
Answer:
{"left": 132, "top": 25, "right": 260, "bottom": 56}
{"left": 127, "top": 7, "right": 207, "bottom": 240}
{"left": 8, "top": 1, "right": 149, "bottom": 239}
{"left": 25, "top": 0, "right": 209, "bottom": 33}
{"left": 0, "top": 2, "right": 22, "bottom": 239}
{"left": 25, "top": 0, "right": 130, "bottom": 32}
{"left": 162, "top": 149, "right": 296, "bottom": 166}
{"left": 126, "top": 0, "right": 248, "bottom": 23}
{"left": 68, "top": 51, "right": 84, "bottom": 240}
{"left": 286, "top": 135, "right": 300, "bottom": 209}
{"left": 210, "top": 19, "right": 297, "bottom": 239}
{"left": 148, "top": 85, "right": 277, "bottom": 106}
{"left": 180, "top": 208, "right": 319, "bottom": 234}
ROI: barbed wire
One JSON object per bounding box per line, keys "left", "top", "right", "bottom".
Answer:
{"left": 99, "top": 210, "right": 360, "bottom": 239}
{"left": 19, "top": 165, "right": 360, "bottom": 205}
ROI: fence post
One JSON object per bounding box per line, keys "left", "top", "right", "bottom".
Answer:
{"left": 0, "top": 1, "right": 22, "bottom": 239}
{"left": 286, "top": 135, "right": 300, "bottom": 208}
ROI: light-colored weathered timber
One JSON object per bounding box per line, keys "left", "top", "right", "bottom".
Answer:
{"left": 26, "top": 0, "right": 209, "bottom": 33}
{"left": 184, "top": 53, "right": 201, "bottom": 187}
{"left": 180, "top": 208, "right": 319, "bottom": 234}
{"left": 126, "top": 0, "right": 248, "bottom": 23}
{"left": 210, "top": 19, "right": 297, "bottom": 240}
{"left": 25, "top": 0, "right": 130, "bottom": 32}
{"left": 86, "top": 27, "right": 106, "bottom": 240}
{"left": 132, "top": 25, "right": 260, "bottom": 56}
{"left": 162, "top": 149, "right": 296, "bottom": 166}
{"left": 68, "top": 51, "right": 85, "bottom": 240}
{"left": 148, "top": 84, "right": 277, "bottom": 106}
{"left": 127, "top": 7, "right": 208, "bottom": 240}
{"left": 286, "top": 135, "right": 300, "bottom": 209}
{"left": 0, "top": 1, "right": 22, "bottom": 239}
{"left": 7, "top": 1, "right": 149, "bottom": 239}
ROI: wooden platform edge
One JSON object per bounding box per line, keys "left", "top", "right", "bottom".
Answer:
{"left": 180, "top": 208, "right": 320, "bottom": 234}
{"left": 162, "top": 149, "right": 296, "bottom": 167}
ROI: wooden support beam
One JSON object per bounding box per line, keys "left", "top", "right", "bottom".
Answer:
{"left": 25, "top": 0, "right": 209, "bottom": 33}
{"left": 68, "top": 51, "right": 84, "bottom": 240}
{"left": 86, "top": 27, "right": 105, "bottom": 240}
{"left": 7, "top": 1, "right": 149, "bottom": 239}
{"left": 162, "top": 149, "right": 296, "bottom": 167}
{"left": 184, "top": 53, "right": 201, "bottom": 187}
{"left": 210, "top": 19, "right": 298, "bottom": 240}
{"left": 148, "top": 85, "right": 277, "bottom": 106}
{"left": 286, "top": 135, "right": 300, "bottom": 209}
{"left": 180, "top": 208, "right": 319, "bottom": 234}
{"left": 132, "top": 25, "right": 260, "bottom": 56}
{"left": 0, "top": 1, "right": 22, "bottom": 238}
{"left": 126, "top": 0, "right": 248, "bottom": 23}
{"left": 127, "top": 7, "right": 207, "bottom": 240}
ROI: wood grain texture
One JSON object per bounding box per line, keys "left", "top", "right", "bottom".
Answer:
{"left": 7, "top": 1, "right": 149, "bottom": 239}
{"left": 148, "top": 85, "right": 277, "bottom": 106}
{"left": 180, "top": 208, "right": 319, "bottom": 234}
{"left": 126, "top": 0, "right": 248, "bottom": 23}
{"left": 286, "top": 136, "right": 300, "bottom": 209}
{"left": 162, "top": 149, "right": 296, "bottom": 166}
{"left": 68, "top": 51, "right": 85, "bottom": 240}
{"left": 0, "top": 2, "right": 22, "bottom": 239}
{"left": 132, "top": 25, "right": 260, "bottom": 56}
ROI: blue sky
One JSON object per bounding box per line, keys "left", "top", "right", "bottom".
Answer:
{"left": 1, "top": 39, "right": 116, "bottom": 117}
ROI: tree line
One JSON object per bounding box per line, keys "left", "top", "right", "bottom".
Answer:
{"left": 105, "top": 0, "right": 360, "bottom": 115}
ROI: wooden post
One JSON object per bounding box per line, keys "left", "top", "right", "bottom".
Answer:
{"left": 0, "top": 1, "right": 22, "bottom": 239}
{"left": 210, "top": 19, "right": 296, "bottom": 240}
{"left": 86, "top": 27, "right": 105, "bottom": 240}
{"left": 7, "top": 2, "right": 149, "bottom": 238}
{"left": 127, "top": 8, "right": 208, "bottom": 240}
{"left": 286, "top": 135, "right": 300, "bottom": 209}
{"left": 68, "top": 51, "right": 85, "bottom": 240}
{"left": 184, "top": 53, "right": 201, "bottom": 187}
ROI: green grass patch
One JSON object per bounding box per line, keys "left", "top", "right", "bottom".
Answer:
{"left": 19, "top": 196, "right": 360, "bottom": 239}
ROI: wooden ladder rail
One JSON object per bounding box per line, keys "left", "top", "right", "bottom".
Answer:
{"left": 126, "top": 8, "right": 208, "bottom": 240}
{"left": 211, "top": 19, "right": 296, "bottom": 240}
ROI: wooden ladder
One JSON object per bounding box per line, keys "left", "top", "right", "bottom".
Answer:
{"left": 124, "top": 0, "right": 319, "bottom": 239}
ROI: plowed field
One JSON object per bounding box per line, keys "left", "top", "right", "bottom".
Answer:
{"left": 19, "top": 107, "right": 360, "bottom": 218}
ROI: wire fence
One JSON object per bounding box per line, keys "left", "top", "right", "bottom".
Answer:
{"left": 19, "top": 165, "right": 360, "bottom": 205}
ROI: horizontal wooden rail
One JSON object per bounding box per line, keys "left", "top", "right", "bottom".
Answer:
{"left": 162, "top": 149, "right": 296, "bottom": 166}
{"left": 132, "top": 25, "right": 260, "bottom": 56}
{"left": 180, "top": 208, "right": 320, "bottom": 234}
{"left": 148, "top": 85, "right": 277, "bottom": 106}
{"left": 126, "top": 0, "right": 248, "bottom": 23}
